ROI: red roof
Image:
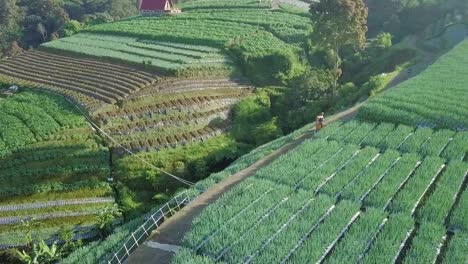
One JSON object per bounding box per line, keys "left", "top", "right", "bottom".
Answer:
{"left": 140, "top": 0, "right": 171, "bottom": 11}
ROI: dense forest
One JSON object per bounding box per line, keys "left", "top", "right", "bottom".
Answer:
{"left": 0, "top": 0, "right": 139, "bottom": 58}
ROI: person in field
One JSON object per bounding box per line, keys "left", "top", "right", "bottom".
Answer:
{"left": 316, "top": 112, "right": 325, "bottom": 131}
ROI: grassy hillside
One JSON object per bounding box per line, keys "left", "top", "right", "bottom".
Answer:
{"left": 0, "top": 90, "right": 113, "bottom": 250}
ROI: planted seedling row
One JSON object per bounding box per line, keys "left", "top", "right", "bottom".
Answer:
{"left": 184, "top": 180, "right": 274, "bottom": 248}
{"left": 388, "top": 157, "right": 445, "bottom": 214}
{"left": 213, "top": 196, "right": 290, "bottom": 260}
{"left": 197, "top": 189, "right": 290, "bottom": 256}
{"left": 409, "top": 164, "right": 446, "bottom": 216}
{"left": 341, "top": 151, "right": 402, "bottom": 202}
{"left": 378, "top": 125, "right": 414, "bottom": 151}
{"left": 343, "top": 122, "right": 376, "bottom": 145}
{"left": 286, "top": 201, "right": 361, "bottom": 263}
{"left": 362, "top": 161, "right": 403, "bottom": 203}
{"left": 401, "top": 223, "right": 446, "bottom": 264}
{"left": 417, "top": 161, "right": 468, "bottom": 224}
{"left": 399, "top": 127, "right": 433, "bottom": 153}
{"left": 231, "top": 198, "right": 317, "bottom": 263}
{"left": 319, "top": 147, "right": 380, "bottom": 196}
{"left": 313, "top": 149, "right": 363, "bottom": 194}
{"left": 242, "top": 195, "right": 335, "bottom": 264}
{"left": 324, "top": 208, "right": 387, "bottom": 264}
{"left": 360, "top": 122, "right": 395, "bottom": 148}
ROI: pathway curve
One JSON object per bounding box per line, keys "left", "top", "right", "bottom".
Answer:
{"left": 125, "top": 104, "right": 362, "bottom": 264}
{"left": 385, "top": 38, "right": 437, "bottom": 89}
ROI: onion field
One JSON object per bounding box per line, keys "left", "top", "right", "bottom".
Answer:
{"left": 358, "top": 40, "right": 468, "bottom": 130}
{"left": 174, "top": 118, "right": 468, "bottom": 263}
{"left": 0, "top": 90, "right": 114, "bottom": 248}
{"left": 42, "top": 33, "right": 230, "bottom": 72}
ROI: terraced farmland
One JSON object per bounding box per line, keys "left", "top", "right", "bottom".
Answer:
{"left": 42, "top": 34, "right": 231, "bottom": 73}
{"left": 358, "top": 40, "right": 468, "bottom": 130}
{"left": 81, "top": 9, "right": 309, "bottom": 47}
{"left": 0, "top": 90, "right": 114, "bottom": 248}
{"left": 0, "top": 50, "right": 158, "bottom": 106}
{"left": 0, "top": 0, "right": 312, "bottom": 157}
{"left": 96, "top": 80, "right": 252, "bottom": 151}
{"left": 1, "top": 0, "right": 310, "bottom": 110}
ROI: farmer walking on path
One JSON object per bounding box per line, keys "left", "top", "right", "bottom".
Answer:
{"left": 316, "top": 112, "right": 325, "bottom": 131}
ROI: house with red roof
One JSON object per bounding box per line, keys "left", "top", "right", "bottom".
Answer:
{"left": 139, "top": 0, "right": 181, "bottom": 15}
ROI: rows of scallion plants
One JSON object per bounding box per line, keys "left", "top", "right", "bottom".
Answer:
{"left": 0, "top": 90, "right": 114, "bottom": 248}
{"left": 42, "top": 33, "right": 229, "bottom": 72}
{"left": 358, "top": 40, "right": 468, "bottom": 130}
{"left": 173, "top": 117, "right": 468, "bottom": 263}
{"left": 315, "top": 120, "right": 468, "bottom": 161}
{"left": 177, "top": 0, "right": 272, "bottom": 11}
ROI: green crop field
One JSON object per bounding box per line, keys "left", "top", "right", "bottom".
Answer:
{"left": 173, "top": 120, "right": 468, "bottom": 263}
{"left": 0, "top": 90, "right": 114, "bottom": 248}
{"left": 41, "top": 5, "right": 309, "bottom": 73}
{"left": 358, "top": 40, "right": 468, "bottom": 130}
{"left": 0, "top": 0, "right": 310, "bottom": 110}
{"left": 0, "top": 0, "right": 467, "bottom": 262}
{"left": 171, "top": 43, "right": 468, "bottom": 263}
{"left": 41, "top": 33, "right": 230, "bottom": 72}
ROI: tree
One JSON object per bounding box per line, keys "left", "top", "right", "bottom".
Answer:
{"left": 16, "top": 241, "right": 60, "bottom": 264}
{"left": 310, "top": 0, "right": 368, "bottom": 100}
{"left": 109, "top": 0, "right": 138, "bottom": 20}
{"left": 0, "top": 0, "right": 22, "bottom": 57}
{"left": 19, "top": 0, "right": 69, "bottom": 47}
{"left": 371, "top": 32, "right": 392, "bottom": 50}
{"left": 63, "top": 20, "right": 83, "bottom": 37}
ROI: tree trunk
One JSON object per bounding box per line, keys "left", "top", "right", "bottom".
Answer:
{"left": 330, "top": 47, "right": 340, "bottom": 103}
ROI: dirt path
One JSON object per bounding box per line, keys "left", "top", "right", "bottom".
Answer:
{"left": 125, "top": 104, "right": 362, "bottom": 264}
{"left": 385, "top": 38, "right": 437, "bottom": 89}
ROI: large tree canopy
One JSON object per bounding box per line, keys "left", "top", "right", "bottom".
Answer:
{"left": 366, "top": 0, "right": 468, "bottom": 38}
{"left": 0, "top": 0, "right": 22, "bottom": 57}
{"left": 311, "top": 0, "right": 368, "bottom": 51}
{"left": 310, "top": 0, "right": 368, "bottom": 94}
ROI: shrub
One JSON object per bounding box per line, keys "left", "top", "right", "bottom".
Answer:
{"left": 228, "top": 32, "right": 304, "bottom": 85}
